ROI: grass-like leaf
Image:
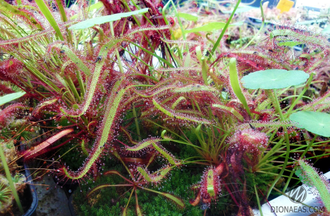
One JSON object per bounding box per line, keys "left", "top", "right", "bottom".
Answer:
{"left": 0, "top": 141, "right": 23, "bottom": 213}
{"left": 185, "top": 22, "right": 229, "bottom": 33}
{"left": 69, "top": 8, "right": 149, "bottom": 30}
{"left": 177, "top": 13, "right": 198, "bottom": 22}
{"left": 0, "top": 92, "right": 26, "bottom": 106}
{"left": 229, "top": 58, "right": 251, "bottom": 116}
{"left": 35, "top": 0, "right": 64, "bottom": 40}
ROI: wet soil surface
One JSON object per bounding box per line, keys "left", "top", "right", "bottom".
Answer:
{"left": 34, "top": 176, "right": 72, "bottom": 216}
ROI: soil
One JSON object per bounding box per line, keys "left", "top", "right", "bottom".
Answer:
{"left": 34, "top": 176, "right": 72, "bottom": 216}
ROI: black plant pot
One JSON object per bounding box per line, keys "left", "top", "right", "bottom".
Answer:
{"left": 16, "top": 144, "right": 38, "bottom": 216}
{"left": 22, "top": 163, "right": 38, "bottom": 216}
{"left": 68, "top": 194, "right": 76, "bottom": 216}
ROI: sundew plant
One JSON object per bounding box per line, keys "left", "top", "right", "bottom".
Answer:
{"left": 1, "top": 0, "right": 330, "bottom": 215}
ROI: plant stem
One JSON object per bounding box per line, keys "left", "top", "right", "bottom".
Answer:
{"left": 243, "top": 0, "right": 264, "bottom": 49}
{"left": 0, "top": 145, "right": 23, "bottom": 214}
{"left": 266, "top": 89, "right": 292, "bottom": 198}
{"left": 253, "top": 177, "right": 263, "bottom": 216}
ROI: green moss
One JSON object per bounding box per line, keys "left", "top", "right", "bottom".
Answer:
{"left": 72, "top": 163, "right": 204, "bottom": 216}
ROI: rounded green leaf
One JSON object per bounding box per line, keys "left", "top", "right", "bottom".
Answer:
{"left": 241, "top": 69, "right": 309, "bottom": 89}
{"left": 290, "top": 111, "right": 330, "bottom": 137}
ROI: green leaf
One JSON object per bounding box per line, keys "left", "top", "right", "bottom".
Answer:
{"left": 229, "top": 58, "right": 251, "bottom": 116}
{"left": 290, "top": 111, "right": 330, "bottom": 137}
{"left": 0, "top": 0, "right": 43, "bottom": 30}
{"left": 0, "top": 92, "right": 26, "bottom": 106}
{"left": 0, "top": 142, "right": 23, "bottom": 213}
{"left": 35, "top": 0, "right": 64, "bottom": 40}
{"left": 241, "top": 69, "right": 309, "bottom": 90}
{"left": 277, "top": 41, "right": 304, "bottom": 47}
{"left": 177, "top": 12, "right": 198, "bottom": 22}
{"left": 185, "top": 22, "right": 230, "bottom": 33}
{"left": 54, "top": 0, "right": 67, "bottom": 22}
{"left": 60, "top": 38, "right": 125, "bottom": 117}
{"left": 69, "top": 8, "right": 149, "bottom": 30}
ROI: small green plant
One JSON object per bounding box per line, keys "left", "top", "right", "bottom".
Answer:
{"left": 0, "top": 182, "right": 11, "bottom": 211}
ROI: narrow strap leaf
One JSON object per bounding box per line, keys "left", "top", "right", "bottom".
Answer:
{"left": 0, "top": 92, "right": 26, "bottom": 106}
{"left": 35, "top": 0, "right": 64, "bottom": 40}
{"left": 54, "top": 0, "right": 67, "bottom": 22}
{"left": 69, "top": 8, "right": 149, "bottom": 30}
{"left": 229, "top": 58, "right": 251, "bottom": 117}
